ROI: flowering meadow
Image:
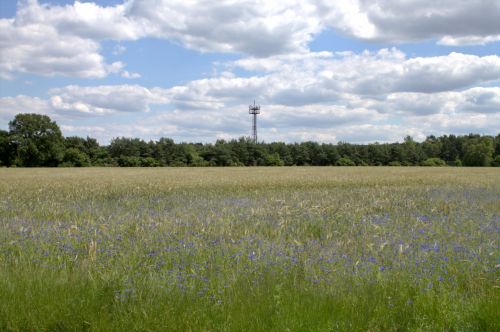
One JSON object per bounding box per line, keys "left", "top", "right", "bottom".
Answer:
{"left": 0, "top": 167, "right": 498, "bottom": 331}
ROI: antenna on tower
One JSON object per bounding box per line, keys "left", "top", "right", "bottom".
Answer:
{"left": 248, "top": 100, "right": 260, "bottom": 144}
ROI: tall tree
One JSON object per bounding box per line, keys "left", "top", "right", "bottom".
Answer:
{"left": 0, "top": 129, "right": 13, "bottom": 166}
{"left": 422, "top": 135, "right": 442, "bottom": 159}
{"left": 494, "top": 134, "right": 500, "bottom": 157}
{"left": 462, "top": 136, "right": 494, "bottom": 166}
{"left": 8, "top": 113, "right": 64, "bottom": 166}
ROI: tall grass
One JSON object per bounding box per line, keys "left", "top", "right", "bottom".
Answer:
{"left": 0, "top": 167, "right": 499, "bottom": 331}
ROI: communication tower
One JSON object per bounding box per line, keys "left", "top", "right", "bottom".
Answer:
{"left": 249, "top": 100, "right": 260, "bottom": 144}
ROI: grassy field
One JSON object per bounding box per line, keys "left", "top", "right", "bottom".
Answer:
{"left": 0, "top": 167, "right": 499, "bottom": 331}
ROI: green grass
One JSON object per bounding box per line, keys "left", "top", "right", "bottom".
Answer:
{"left": 0, "top": 167, "right": 499, "bottom": 331}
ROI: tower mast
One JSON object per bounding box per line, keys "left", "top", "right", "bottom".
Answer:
{"left": 248, "top": 100, "right": 260, "bottom": 144}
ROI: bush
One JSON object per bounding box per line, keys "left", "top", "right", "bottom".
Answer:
{"left": 92, "top": 157, "right": 118, "bottom": 167}
{"left": 336, "top": 157, "right": 355, "bottom": 166}
{"left": 388, "top": 161, "right": 401, "bottom": 166}
{"left": 421, "top": 158, "right": 446, "bottom": 166}
{"left": 462, "top": 137, "right": 494, "bottom": 166}
{"left": 140, "top": 157, "right": 161, "bottom": 167}
{"left": 265, "top": 153, "right": 284, "bottom": 166}
{"left": 492, "top": 155, "right": 500, "bottom": 167}
{"left": 62, "top": 148, "right": 90, "bottom": 167}
{"left": 117, "top": 156, "right": 142, "bottom": 167}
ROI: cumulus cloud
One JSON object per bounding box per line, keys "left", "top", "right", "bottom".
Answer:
{"left": 127, "top": 0, "right": 321, "bottom": 57}
{"left": 0, "top": 1, "right": 124, "bottom": 78}
{"left": 1, "top": 1, "right": 499, "bottom": 143}
{"left": 0, "top": 0, "right": 320, "bottom": 78}
{"left": 0, "top": 95, "right": 52, "bottom": 121}
{"left": 182, "top": 50, "right": 500, "bottom": 105}
{"left": 120, "top": 70, "right": 141, "bottom": 79}
{"left": 0, "top": 0, "right": 141, "bottom": 78}
{"left": 320, "top": 0, "right": 500, "bottom": 45}
{"left": 2, "top": 79, "right": 499, "bottom": 143}
{"left": 3, "top": 0, "right": 499, "bottom": 79}
{"left": 48, "top": 85, "right": 169, "bottom": 115}
{"left": 128, "top": 0, "right": 500, "bottom": 51}
{"left": 438, "top": 34, "right": 500, "bottom": 46}
{"left": 372, "top": 87, "right": 500, "bottom": 116}
{"left": 0, "top": 20, "right": 120, "bottom": 78}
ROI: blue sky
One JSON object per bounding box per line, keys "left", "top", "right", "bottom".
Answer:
{"left": 1, "top": 0, "right": 499, "bottom": 144}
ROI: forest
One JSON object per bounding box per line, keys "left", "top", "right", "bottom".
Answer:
{"left": 1, "top": 113, "right": 499, "bottom": 167}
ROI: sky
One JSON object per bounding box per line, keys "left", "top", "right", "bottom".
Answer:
{"left": 0, "top": 0, "right": 499, "bottom": 144}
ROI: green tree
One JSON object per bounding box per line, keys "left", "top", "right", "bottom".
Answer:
{"left": 367, "top": 143, "right": 390, "bottom": 165}
{"left": 9, "top": 113, "right": 64, "bottom": 166}
{"left": 462, "top": 136, "right": 494, "bottom": 166}
{"left": 439, "top": 135, "right": 462, "bottom": 164}
{"left": 336, "top": 156, "right": 355, "bottom": 166}
{"left": 421, "top": 158, "right": 446, "bottom": 166}
{"left": 322, "top": 144, "right": 339, "bottom": 165}
{"left": 61, "top": 148, "right": 90, "bottom": 167}
{"left": 403, "top": 136, "right": 425, "bottom": 165}
{"left": 64, "top": 136, "right": 101, "bottom": 164}
{"left": 422, "top": 135, "right": 442, "bottom": 159}
{"left": 490, "top": 155, "right": 500, "bottom": 167}
{"left": 268, "top": 142, "right": 293, "bottom": 166}
{"left": 290, "top": 143, "right": 310, "bottom": 165}
{"left": 0, "top": 129, "right": 14, "bottom": 166}
{"left": 117, "top": 155, "right": 142, "bottom": 167}
{"left": 305, "top": 142, "right": 328, "bottom": 166}
{"left": 152, "top": 138, "right": 176, "bottom": 165}
{"left": 109, "top": 137, "right": 151, "bottom": 163}
{"left": 494, "top": 134, "right": 500, "bottom": 150}
{"left": 264, "top": 152, "right": 284, "bottom": 166}
{"left": 212, "top": 140, "right": 238, "bottom": 166}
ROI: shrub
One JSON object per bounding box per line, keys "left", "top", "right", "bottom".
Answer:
{"left": 140, "top": 157, "right": 161, "bottom": 167}
{"left": 62, "top": 148, "right": 90, "bottom": 167}
{"left": 336, "top": 157, "right": 355, "bottom": 166}
{"left": 492, "top": 155, "right": 500, "bottom": 167}
{"left": 421, "top": 158, "right": 446, "bottom": 166}
{"left": 117, "top": 156, "right": 142, "bottom": 167}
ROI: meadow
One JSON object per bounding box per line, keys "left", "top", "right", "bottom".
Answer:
{"left": 0, "top": 167, "right": 498, "bottom": 331}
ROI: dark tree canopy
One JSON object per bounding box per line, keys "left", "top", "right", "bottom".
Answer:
{"left": 8, "top": 113, "right": 64, "bottom": 167}
{"left": 462, "top": 136, "right": 494, "bottom": 167}
{"left": 0, "top": 114, "right": 499, "bottom": 167}
{"left": 0, "top": 129, "right": 13, "bottom": 166}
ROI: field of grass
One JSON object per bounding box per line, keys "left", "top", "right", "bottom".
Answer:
{"left": 0, "top": 167, "right": 499, "bottom": 331}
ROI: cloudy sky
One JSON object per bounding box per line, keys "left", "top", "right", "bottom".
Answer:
{"left": 1, "top": 0, "right": 499, "bottom": 144}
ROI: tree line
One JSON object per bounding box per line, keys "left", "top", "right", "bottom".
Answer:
{"left": 1, "top": 113, "right": 499, "bottom": 167}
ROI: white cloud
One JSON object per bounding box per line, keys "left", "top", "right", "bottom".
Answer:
{"left": 60, "top": 124, "right": 106, "bottom": 135}
{"left": 1, "top": 0, "right": 499, "bottom": 143}
{"left": 2, "top": 0, "right": 500, "bottom": 79}
{"left": 192, "top": 50, "right": 500, "bottom": 104}
{"left": 127, "top": 0, "right": 321, "bottom": 57}
{"left": 457, "top": 87, "right": 500, "bottom": 113}
{"left": 0, "top": 18, "right": 117, "bottom": 79}
{"left": 48, "top": 84, "right": 168, "bottom": 115}
{"left": 2, "top": 80, "right": 498, "bottom": 143}
{"left": 128, "top": 0, "right": 500, "bottom": 52}
{"left": 0, "top": 0, "right": 140, "bottom": 79}
{"left": 0, "top": 95, "right": 52, "bottom": 122}
{"left": 120, "top": 70, "right": 141, "bottom": 79}
{"left": 0, "top": 0, "right": 320, "bottom": 78}
{"left": 438, "top": 34, "right": 500, "bottom": 46}
{"left": 374, "top": 87, "right": 500, "bottom": 116}
{"left": 320, "top": 0, "right": 500, "bottom": 45}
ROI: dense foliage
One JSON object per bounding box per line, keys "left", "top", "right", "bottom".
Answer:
{"left": 1, "top": 113, "right": 499, "bottom": 167}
